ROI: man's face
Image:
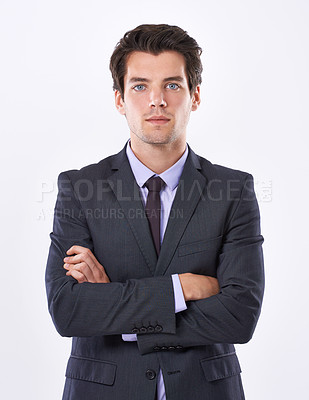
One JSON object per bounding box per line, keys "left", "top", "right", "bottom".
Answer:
{"left": 115, "top": 51, "right": 200, "bottom": 146}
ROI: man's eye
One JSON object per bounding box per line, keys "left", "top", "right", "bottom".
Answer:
{"left": 167, "top": 83, "right": 180, "bottom": 90}
{"left": 133, "top": 85, "right": 146, "bottom": 91}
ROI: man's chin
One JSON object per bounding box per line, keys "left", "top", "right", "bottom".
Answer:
{"left": 141, "top": 133, "right": 177, "bottom": 145}
{"left": 130, "top": 128, "right": 180, "bottom": 146}
{"left": 146, "top": 138, "right": 171, "bottom": 144}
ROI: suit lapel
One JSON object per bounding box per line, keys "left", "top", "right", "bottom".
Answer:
{"left": 107, "top": 145, "right": 158, "bottom": 275}
{"left": 155, "top": 147, "right": 206, "bottom": 276}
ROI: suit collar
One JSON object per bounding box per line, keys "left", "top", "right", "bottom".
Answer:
{"left": 110, "top": 141, "right": 128, "bottom": 170}
{"left": 125, "top": 140, "right": 189, "bottom": 191}
{"left": 110, "top": 140, "right": 202, "bottom": 172}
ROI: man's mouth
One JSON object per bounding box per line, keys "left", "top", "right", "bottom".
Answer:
{"left": 145, "top": 116, "right": 170, "bottom": 125}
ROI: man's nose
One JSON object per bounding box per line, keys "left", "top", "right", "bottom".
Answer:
{"left": 148, "top": 89, "right": 167, "bottom": 108}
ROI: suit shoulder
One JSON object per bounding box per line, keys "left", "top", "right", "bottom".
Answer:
{"left": 57, "top": 152, "right": 119, "bottom": 184}
{"left": 197, "top": 154, "right": 253, "bottom": 183}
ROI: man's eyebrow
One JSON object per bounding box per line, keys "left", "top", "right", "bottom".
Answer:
{"left": 163, "top": 76, "right": 185, "bottom": 82}
{"left": 128, "top": 76, "right": 185, "bottom": 84}
{"left": 128, "top": 77, "right": 150, "bottom": 84}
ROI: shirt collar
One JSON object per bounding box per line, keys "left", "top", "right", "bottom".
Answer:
{"left": 126, "top": 140, "right": 188, "bottom": 190}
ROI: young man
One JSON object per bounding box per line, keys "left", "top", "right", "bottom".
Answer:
{"left": 46, "top": 24, "right": 264, "bottom": 400}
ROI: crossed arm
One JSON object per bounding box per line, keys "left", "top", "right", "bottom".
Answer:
{"left": 63, "top": 245, "right": 220, "bottom": 301}
{"left": 46, "top": 171, "right": 264, "bottom": 354}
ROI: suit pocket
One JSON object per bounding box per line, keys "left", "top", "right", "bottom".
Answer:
{"left": 65, "top": 355, "right": 117, "bottom": 386}
{"left": 178, "top": 235, "right": 223, "bottom": 257}
{"left": 200, "top": 352, "right": 241, "bottom": 381}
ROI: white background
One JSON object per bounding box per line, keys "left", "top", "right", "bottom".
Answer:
{"left": 1, "top": 0, "right": 308, "bottom": 398}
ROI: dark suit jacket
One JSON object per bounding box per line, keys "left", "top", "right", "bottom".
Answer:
{"left": 45, "top": 143, "right": 264, "bottom": 400}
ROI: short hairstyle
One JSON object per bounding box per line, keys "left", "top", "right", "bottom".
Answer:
{"left": 109, "top": 24, "right": 203, "bottom": 99}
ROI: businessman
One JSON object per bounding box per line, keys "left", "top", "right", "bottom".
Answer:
{"left": 46, "top": 24, "right": 264, "bottom": 400}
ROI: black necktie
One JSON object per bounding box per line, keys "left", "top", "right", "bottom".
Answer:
{"left": 144, "top": 176, "right": 166, "bottom": 255}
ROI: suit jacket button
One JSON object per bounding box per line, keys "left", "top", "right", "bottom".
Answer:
{"left": 131, "top": 328, "right": 139, "bottom": 334}
{"left": 153, "top": 346, "right": 161, "bottom": 351}
{"left": 147, "top": 326, "right": 155, "bottom": 333}
{"left": 168, "top": 346, "right": 176, "bottom": 350}
{"left": 140, "top": 326, "right": 147, "bottom": 333}
{"left": 161, "top": 346, "right": 168, "bottom": 350}
{"left": 155, "top": 325, "right": 163, "bottom": 332}
{"left": 146, "top": 369, "right": 156, "bottom": 380}
{"left": 176, "top": 345, "right": 183, "bottom": 349}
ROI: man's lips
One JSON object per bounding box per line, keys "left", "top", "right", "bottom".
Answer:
{"left": 145, "top": 116, "right": 170, "bottom": 125}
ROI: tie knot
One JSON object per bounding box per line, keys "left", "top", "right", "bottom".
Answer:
{"left": 145, "top": 176, "right": 165, "bottom": 192}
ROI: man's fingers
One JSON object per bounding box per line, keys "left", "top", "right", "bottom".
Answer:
{"left": 66, "top": 246, "right": 98, "bottom": 264}
{"left": 64, "top": 253, "right": 85, "bottom": 264}
{"left": 65, "top": 247, "right": 103, "bottom": 273}
{"left": 66, "top": 245, "right": 88, "bottom": 255}
{"left": 64, "top": 246, "right": 110, "bottom": 283}
{"left": 205, "top": 276, "right": 220, "bottom": 296}
{"left": 64, "top": 262, "right": 96, "bottom": 282}
{"left": 64, "top": 253, "right": 97, "bottom": 271}
{"left": 179, "top": 273, "right": 220, "bottom": 301}
{"left": 64, "top": 263, "right": 110, "bottom": 283}
{"left": 64, "top": 250, "right": 108, "bottom": 279}
{"left": 67, "top": 269, "right": 87, "bottom": 283}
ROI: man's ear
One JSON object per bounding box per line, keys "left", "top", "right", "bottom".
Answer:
{"left": 115, "top": 90, "right": 126, "bottom": 115}
{"left": 191, "top": 85, "right": 201, "bottom": 111}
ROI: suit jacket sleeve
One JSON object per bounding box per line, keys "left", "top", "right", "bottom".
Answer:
{"left": 137, "top": 174, "right": 265, "bottom": 355}
{"left": 45, "top": 172, "right": 177, "bottom": 337}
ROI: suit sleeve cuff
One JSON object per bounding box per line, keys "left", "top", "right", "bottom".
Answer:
{"left": 172, "top": 274, "right": 187, "bottom": 313}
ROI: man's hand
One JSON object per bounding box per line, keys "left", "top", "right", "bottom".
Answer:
{"left": 178, "top": 273, "right": 220, "bottom": 301}
{"left": 63, "top": 245, "right": 110, "bottom": 284}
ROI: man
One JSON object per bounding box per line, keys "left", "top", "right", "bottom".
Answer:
{"left": 46, "top": 24, "right": 264, "bottom": 400}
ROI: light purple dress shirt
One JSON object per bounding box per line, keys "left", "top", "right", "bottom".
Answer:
{"left": 122, "top": 140, "right": 188, "bottom": 400}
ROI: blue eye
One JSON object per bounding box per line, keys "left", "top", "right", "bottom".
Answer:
{"left": 167, "top": 83, "right": 179, "bottom": 90}
{"left": 133, "top": 85, "right": 145, "bottom": 91}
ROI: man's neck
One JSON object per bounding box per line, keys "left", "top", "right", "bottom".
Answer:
{"left": 129, "top": 139, "right": 187, "bottom": 174}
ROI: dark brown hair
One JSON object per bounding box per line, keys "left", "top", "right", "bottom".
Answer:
{"left": 109, "top": 24, "right": 203, "bottom": 99}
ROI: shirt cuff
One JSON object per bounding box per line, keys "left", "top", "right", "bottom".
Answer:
{"left": 172, "top": 273, "right": 187, "bottom": 313}
{"left": 122, "top": 334, "right": 137, "bottom": 341}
